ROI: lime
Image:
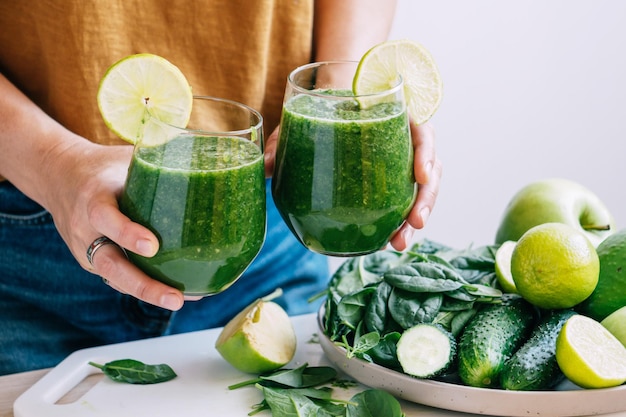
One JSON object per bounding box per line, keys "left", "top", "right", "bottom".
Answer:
{"left": 353, "top": 39, "right": 443, "bottom": 125}
{"left": 556, "top": 314, "right": 626, "bottom": 388}
{"left": 577, "top": 228, "right": 626, "bottom": 320}
{"left": 601, "top": 306, "right": 626, "bottom": 347}
{"left": 494, "top": 240, "right": 518, "bottom": 294}
{"left": 97, "top": 53, "right": 193, "bottom": 143}
{"left": 510, "top": 223, "right": 599, "bottom": 309}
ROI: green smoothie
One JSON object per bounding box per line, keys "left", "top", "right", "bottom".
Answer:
{"left": 120, "top": 135, "right": 266, "bottom": 295}
{"left": 272, "top": 90, "right": 415, "bottom": 255}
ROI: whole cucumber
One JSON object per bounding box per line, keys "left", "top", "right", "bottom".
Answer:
{"left": 500, "top": 309, "right": 577, "bottom": 390}
{"left": 457, "top": 297, "right": 535, "bottom": 388}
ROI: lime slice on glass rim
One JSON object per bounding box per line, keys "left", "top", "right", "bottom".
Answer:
{"left": 353, "top": 39, "right": 443, "bottom": 125}
{"left": 97, "top": 53, "right": 193, "bottom": 144}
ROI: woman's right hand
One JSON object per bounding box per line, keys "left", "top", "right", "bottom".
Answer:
{"left": 43, "top": 140, "right": 186, "bottom": 311}
{"left": 0, "top": 74, "right": 186, "bottom": 310}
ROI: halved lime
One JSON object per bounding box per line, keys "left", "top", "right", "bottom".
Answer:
{"left": 495, "top": 240, "right": 518, "bottom": 294}
{"left": 556, "top": 314, "right": 626, "bottom": 388}
{"left": 97, "top": 53, "right": 193, "bottom": 144}
{"left": 353, "top": 39, "right": 443, "bottom": 125}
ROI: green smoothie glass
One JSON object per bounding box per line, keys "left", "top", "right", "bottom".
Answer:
{"left": 272, "top": 61, "right": 416, "bottom": 256}
{"left": 119, "top": 96, "right": 266, "bottom": 296}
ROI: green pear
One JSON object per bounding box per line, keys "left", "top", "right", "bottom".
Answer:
{"left": 215, "top": 297, "right": 296, "bottom": 374}
{"left": 602, "top": 306, "right": 626, "bottom": 347}
{"left": 495, "top": 178, "right": 614, "bottom": 247}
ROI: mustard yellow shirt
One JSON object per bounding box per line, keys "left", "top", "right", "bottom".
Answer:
{"left": 0, "top": 0, "right": 313, "bottom": 145}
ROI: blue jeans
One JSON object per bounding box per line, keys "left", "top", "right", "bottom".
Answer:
{"left": 0, "top": 180, "right": 328, "bottom": 375}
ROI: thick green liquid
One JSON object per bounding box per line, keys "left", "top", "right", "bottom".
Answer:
{"left": 120, "top": 135, "right": 266, "bottom": 295}
{"left": 272, "top": 91, "right": 415, "bottom": 256}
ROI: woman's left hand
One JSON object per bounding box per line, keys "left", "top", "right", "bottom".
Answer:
{"left": 265, "top": 121, "right": 442, "bottom": 251}
{"left": 389, "top": 121, "right": 442, "bottom": 250}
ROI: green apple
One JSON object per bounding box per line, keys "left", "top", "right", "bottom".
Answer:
{"left": 215, "top": 296, "right": 296, "bottom": 374}
{"left": 495, "top": 178, "right": 614, "bottom": 247}
{"left": 602, "top": 306, "right": 626, "bottom": 347}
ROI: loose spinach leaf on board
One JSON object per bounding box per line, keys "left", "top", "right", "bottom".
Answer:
{"left": 346, "top": 389, "right": 405, "bottom": 417}
{"left": 262, "top": 386, "right": 351, "bottom": 417}
{"left": 88, "top": 359, "right": 177, "bottom": 384}
{"left": 229, "top": 363, "right": 338, "bottom": 390}
{"left": 231, "top": 364, "right": 405, "bottom": 417}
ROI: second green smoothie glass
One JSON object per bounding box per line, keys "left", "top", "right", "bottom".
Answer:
{"left": 272, "top": 61, "right": 416, "bottom": 256}
{"left": 119, "top": 96, "right": 266, "bottom": 296}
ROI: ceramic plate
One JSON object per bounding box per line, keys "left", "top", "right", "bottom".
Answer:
{"left": 317, "top": 306, "right": 626, "bottom": 417}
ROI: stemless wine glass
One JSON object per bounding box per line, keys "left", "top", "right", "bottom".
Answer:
{"left": 272, "top": 61, "right": 416, "bottom": 256}
{"left": 119, "top": 96, "right": 266, "bottom": 296}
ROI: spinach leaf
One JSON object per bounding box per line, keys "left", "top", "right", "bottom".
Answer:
{"left": 329, "top": 251, "right": 396, "bottom": 298}
{"left": 449, "top": 308, "right": 479, "bottom": 337}
{"left": 384, "top": 263, "right": 464, "bottom": 293}
{"left": 410, "top": 239, "right": 453, "bottom": 254}
{"left": 440, "top": 295, "right": 475, "bottom": 311}
{"left": 365, "top": 331, "right": 401, "bottom": 369}
{"left": 88, "top": 359, "right": 176, "bottom": 384}
{"left": 464, "top": 282, "right": 503, "bottom": 298}
{"left": 388, "top": 288, "right": 443, "bottom": 329}
{"left": 343, "top": 330, "right": 380, "bottom": 359}
{"left": 261, "top": 387, "right": 339, "bottom": 417}
{"left": 346, "top": 389, "right": 404, "bottom": 417}
{"left": 232, "top": 364, "right": 406, "bottom": 416}
{"left": 229, "top": 363, "right": 337, "bottom": 390}
{"left": 364, "top": 281, "right": 392, "bottom": 334}
{"left": 337, "top": 287, "right": 376, "bottom": 330}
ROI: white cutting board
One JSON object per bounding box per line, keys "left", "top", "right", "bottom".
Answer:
{"left": 13, "top": 313, "right": 449, "bottom": 417}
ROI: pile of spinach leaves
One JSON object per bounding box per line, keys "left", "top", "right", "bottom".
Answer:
{"left": 230, "top": 363, "right": 404, "bottom": 416}
{"left": 321, "top": 239, "right": 503, "bottom": 373}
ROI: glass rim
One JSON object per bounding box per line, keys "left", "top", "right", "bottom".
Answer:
{"left": 287, "top": 60, "right": 404, "bottom": 99}
{"left": 147, "top": 95, "right": 264, "bottom": 137}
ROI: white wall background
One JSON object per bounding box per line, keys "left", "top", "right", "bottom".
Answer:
{"left": 389, "top": 0, "right": 626, "bottom": 249}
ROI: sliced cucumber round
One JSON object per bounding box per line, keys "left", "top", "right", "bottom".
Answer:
{"left": 396, "top": 323, "right": 456, "bottom": 378}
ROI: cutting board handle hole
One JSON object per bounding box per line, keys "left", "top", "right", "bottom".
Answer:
{"left": 54, "top": 373, "right": 105, "bottom": 405}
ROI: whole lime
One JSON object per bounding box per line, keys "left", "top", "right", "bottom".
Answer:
{"left": 511, "top": 223, "right": 599, "bottom": 309}
{"left": 577, "top": 229, "right": 626, "bottom": 320}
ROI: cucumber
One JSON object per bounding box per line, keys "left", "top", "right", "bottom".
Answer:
{"left": 396, "top": 323, "right": 456, "bottom": 378}
{"left": 500, "top": 309, "right": 577, "bottom": 390}
{"left": 457, "top": 297, "right": 535, "bottom": 387}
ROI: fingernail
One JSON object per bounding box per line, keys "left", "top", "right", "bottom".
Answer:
{"left": 136, "top": 238, "right": 156, "bottom": 257}
{"left": 402, "top": 227, "right": 414, "bottom": 243}
{"left": 160, "top": 293, "right": 183, "bottom": 311}
{"left": 423, "top": 161, "right": 433, "bottom": 183}
{"left": 420, "top": 207, "right": 431, "bottom": 226}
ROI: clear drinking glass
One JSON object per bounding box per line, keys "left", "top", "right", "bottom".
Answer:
{"left": 272, "top": 61, "right": 416, "bottom": 256}
{"left": 119, "top": 96, "right": 266, "bottom": 296}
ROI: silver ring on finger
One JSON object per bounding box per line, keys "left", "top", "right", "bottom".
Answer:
{"left": 86, "top": 236, "right": 118, "bottom": 267}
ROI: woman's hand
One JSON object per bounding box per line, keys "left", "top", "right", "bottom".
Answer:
{"left": 44, "top": 140, "right": 186, "bottom": 311}
{"left": 389, "top": 121, "right": 442, "bottom": 250}
{"left": 264, "top": 121, "right": 442, "bottom": 251}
